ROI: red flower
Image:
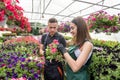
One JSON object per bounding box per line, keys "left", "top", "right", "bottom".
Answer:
{"left": 1, "top": 64, "right": 6, "bottom": 67}
{"left": 0, "top": 0, "right": 31, "bottom": 32}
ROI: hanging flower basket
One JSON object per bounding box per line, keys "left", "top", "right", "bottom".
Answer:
{"left": 87, "top": 10, "right": 120, "bottom": 34}
{"left": 0, "top": 15, "right": 7, "bottom": 27}
{"left": 0, "top": 0, "right": 31, "bottom": 32}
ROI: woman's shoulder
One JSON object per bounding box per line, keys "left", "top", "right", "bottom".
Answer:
{"left": 83, "top": 41, "right": 93, "bottom": 48}
{"left": 85, "top": 40, "right": 93, "bottom": 45}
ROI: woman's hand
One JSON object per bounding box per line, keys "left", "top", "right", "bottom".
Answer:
{"left": 57, "top": 44, "right": 67, "bottom": 55}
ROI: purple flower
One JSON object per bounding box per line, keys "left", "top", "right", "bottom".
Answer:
{"left": 34, "top": 73, "right": 39, "bottom": 78}
{"left": 8, "top": 64, "right": 12, "bottom": 68}
{"left": 28, "top": 77, "right": 32, "bottom": 80}
{"left": 6, "top": 72, "right": 11, "bottom": 77}
{"left": 12, "top": 73, "right": 18, "bottom": 78}
{"left": 37, "top": 63, "right": 42, "bottom": 67}
{"left": 29, "top": 69, "right": 34, "bottom": 73}
{"left": 20, "top": 58, "right": 25, "bottom": 62}
{"left": 0, "top": 58, "right": 3, "bottom": 62}
{"left": 27, "top": 59, "right": 31, "bottom": 62}
{"left": 22, "top": 74, "right": 27, "bottom": 78}
{"left": 33, "top": 49, "right": 36, "bottom": 54}
{"left": 7, "top": 59, "right": 11, "bottom": 63}
{"left": 20, "top": 64, "right": 25, "bottom": 69}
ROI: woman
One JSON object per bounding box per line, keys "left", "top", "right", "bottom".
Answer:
{"left": 57, "top": 16, "right": 93, "bottom": 80}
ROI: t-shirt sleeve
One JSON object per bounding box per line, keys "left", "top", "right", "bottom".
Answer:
{"left": 41, "top": 34, "right": 45, "bottom": 45}
{"left": 60, "top": 35, "right": 66, "bottom": 47}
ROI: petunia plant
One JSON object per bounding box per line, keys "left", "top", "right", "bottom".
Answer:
{"left": 87, "top": 10, "right": 120, "bottom": 33}
{"left": 0, "top": 41, "right": 44, "bottom": 79}
{"left": 58, "top": 21, "right": 70, "bottom": 33}
{"left": 0, "top": 0, "right": 31, "bottom": 32}
{"left": 45, "top": 39, "right": 64, "bottom": 62}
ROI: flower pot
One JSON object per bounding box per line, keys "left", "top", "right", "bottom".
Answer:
{"left": 0, "top": 15, "right": 8, "bottom": 27}
{"left": 0, "top": 77, "right": 4, "bottom": 80}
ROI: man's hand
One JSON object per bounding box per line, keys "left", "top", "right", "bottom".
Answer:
{"left": 39, "top": 49, "right": 44, "bottom": 56}
{"left": 38, "top": 45, "right": 44, "bottom": 56}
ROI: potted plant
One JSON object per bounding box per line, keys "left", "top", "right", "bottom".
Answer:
{"left": 45, "top": 39, "right": 64, "bottom": 62}
{"left": 0, "top": 0, "right": 31, "bottom": 33}
{"left": 87, "top": 10, "right": 120, "bottom": 34}
{"left": 0, "top": 39, "right": 44, "bottom": 79}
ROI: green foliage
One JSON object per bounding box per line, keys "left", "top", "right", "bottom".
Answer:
{"left": 0, "top": 67, "right": 6, "bottom": 77}
{"left": 89, "top": 39, "right": 120, "bottom": 80}
{"left": 0, "top": 37, "right": 4, "bottom": 43}
{"left": 64, "top": 35, "right": 72, "bottom": 40}
{"left": 0, "top": 42, "right": 44, "bottom": 79}
{"left": 30, "top": 27, "right": 40, "bottom": 35}
{"left": 92, "top": 39, "right": 118, "bottom": 48}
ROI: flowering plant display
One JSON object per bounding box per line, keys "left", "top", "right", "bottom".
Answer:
{"left": 11, "top": 77, "right": 27, "bottom": 80}
{"left": 58, "top": 21, "right": 70, "bottom": 33}
{"left": 0, "top": 0, "right": 31, "bottom": 32}
{"left": 4, "top": 36, "right": 41, "bottom": 45}
{"left": 87, "top": 10, "right": 120, "bottom": 33}
{"left": 45, "top": 39, "right": 64, "bottom": 62}
{"left": 0, "top": 40, "right": 44, "bottom": 79}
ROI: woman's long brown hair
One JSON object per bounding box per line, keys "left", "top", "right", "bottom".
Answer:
{"left": 71, "top": 16, "right": 92, "bottom": 47}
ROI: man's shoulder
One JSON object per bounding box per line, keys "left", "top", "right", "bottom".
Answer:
{"left": 57, "top": 32, "right": 64, "bottom": 38}
{"left": 41, "top": 33, "right": 49, "bottom": 40}
{"left": 42, "top": 33, "right": 48, "bottom": 37}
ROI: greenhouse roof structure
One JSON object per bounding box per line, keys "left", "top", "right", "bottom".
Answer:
{"left": 19, "top": 0, "right": 120, "bottom": 25}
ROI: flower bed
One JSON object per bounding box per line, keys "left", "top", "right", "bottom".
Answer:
{"left": 4, "top": 36, "right": 40, "bottom": 45}
{"left": 0, "top": 37, "right": 44, "bottom": 79}
{"left": 89, "top": 39, "right": 120, "bottom": 80}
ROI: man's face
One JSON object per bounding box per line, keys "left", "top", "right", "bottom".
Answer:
{"left": 48, "top": 22, "right": 58, "bottom": 36}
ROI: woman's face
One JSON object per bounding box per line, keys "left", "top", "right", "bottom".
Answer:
{"left": 70, "top": 23, "right": 77, "bottom": 37}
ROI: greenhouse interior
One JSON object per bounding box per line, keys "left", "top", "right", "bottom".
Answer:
{"left": 0, "top": 0, "right": 120, "bottom": 80}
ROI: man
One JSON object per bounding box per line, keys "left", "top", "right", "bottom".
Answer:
{"left": 40, "top": 18, "right": 66, "bottom": 80}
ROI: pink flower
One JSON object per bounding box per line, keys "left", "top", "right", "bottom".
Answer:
{"left": 87, "top": 10, "right": 120, "bottom": 33}
{"left": 49, "top": 43, "right": 53, "bottom": 48}
{"left": 53, "top": 39, "right": 59, "bottom": 45}
{"left": 11, "top": 78, "right": 16, "bottom": 80}
{"left": 46, "top": 39, "right": 63, "bottom": 61}
{"left": 11, "top": 77, "right": 26, "bottom": 80}
{"left": 51, "top": 48, "right": 57, "bottom": 53}
{"left": 91, "top": 17, "right": 96, "bottom": 21}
